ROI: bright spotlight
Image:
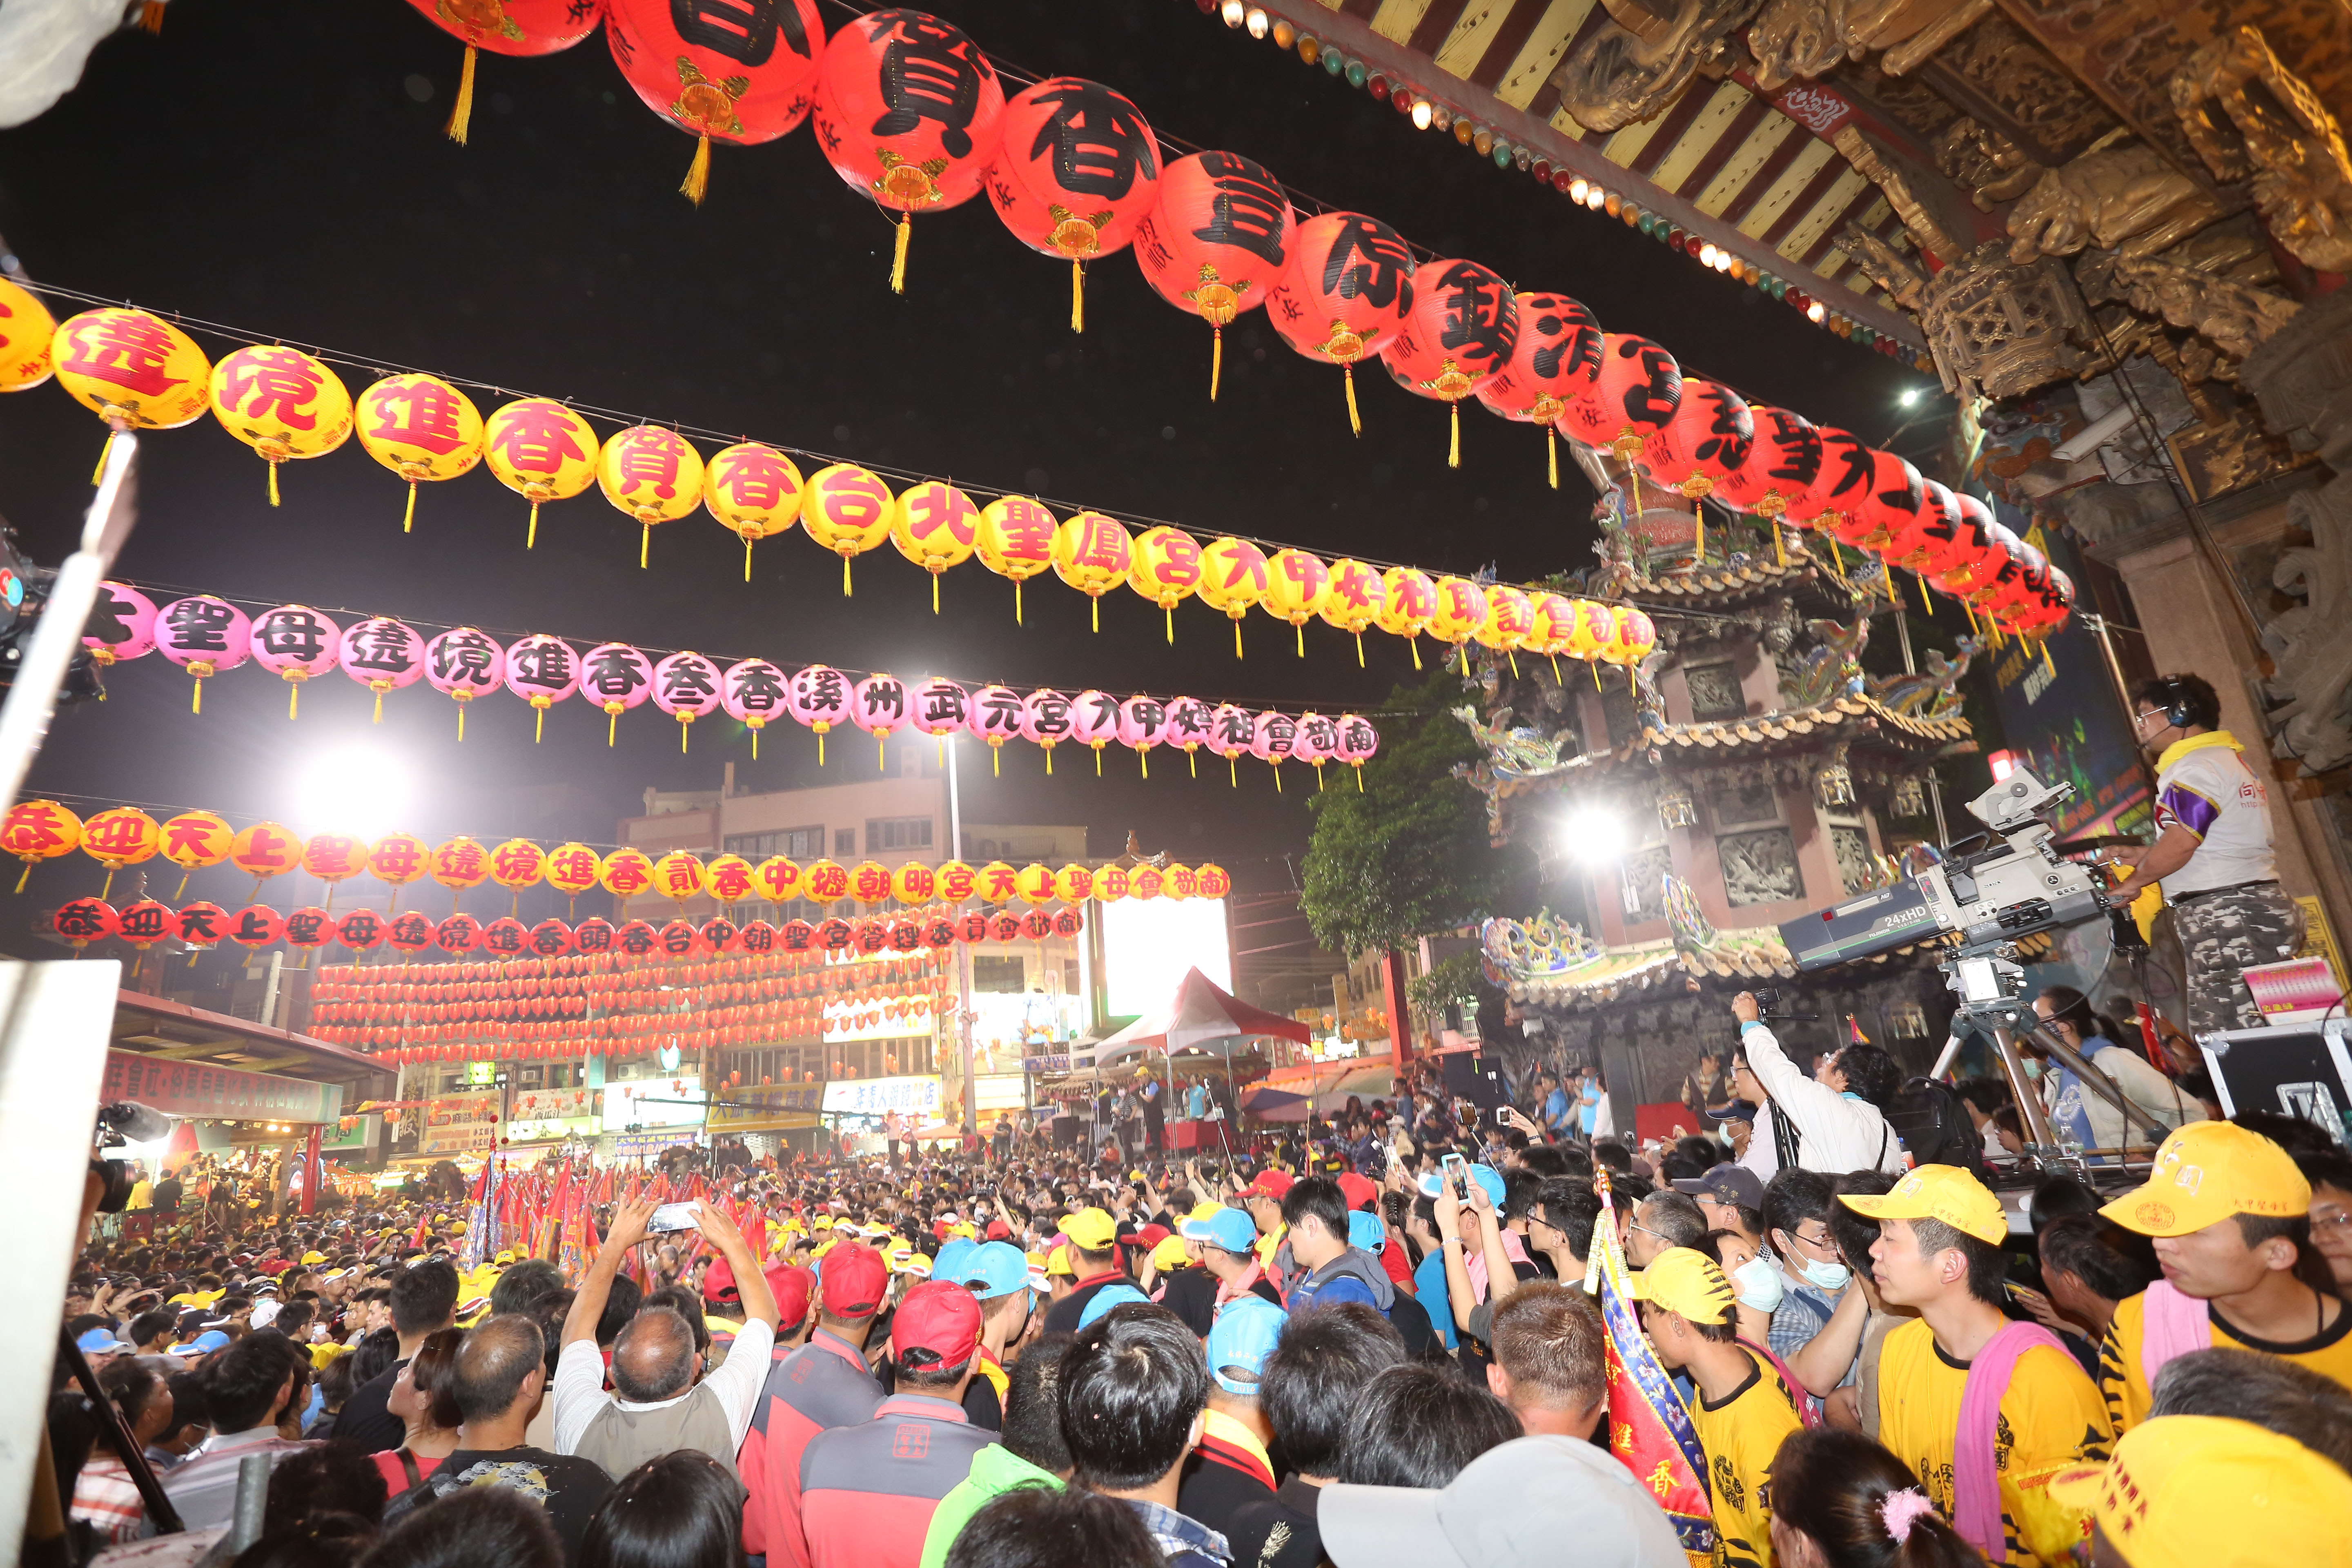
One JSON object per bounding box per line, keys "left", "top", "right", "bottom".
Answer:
{"left": 1900, "top": 388, "right": 1921, "bottom": 407}
{"left": 294, "top": 742, "right": 413, "bottom": 839}
{"left": 1561, "top": 807, "right": 1625, "bottom": 864}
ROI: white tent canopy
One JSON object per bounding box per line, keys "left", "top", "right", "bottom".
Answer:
{"left": 1093, "top": 967, "right": 1312, "bottom": 1065}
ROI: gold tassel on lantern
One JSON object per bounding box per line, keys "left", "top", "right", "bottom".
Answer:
{"left": 91, "top": 430, "right": 115, "bottom": 487}
{"left": 1917, "top": 573, "right": 1933, "bottom": 614}
{"left": 1015, "top": 579, "right": 1025, "bottom": 627}
{"left": 745, "top": 538, "right": 757, "bottom": 584}
{"left": 1210, "top": 327, "right": 1224, "bottom": 401}
{"left": 1409, "top": 638, "right": 1421, "bottom": 670}
{"left": 1355, "top": 632, "right": 1365, "bottom": 668}
{"left": 1163, "top": 606, "right": 1174, "bottom": 645}
{"left": 681, "top": 134, "right": 712, "bottom": 205}
{"left": 404, "top": 481, "right": 419, "bottom": 534}
{"left": 1071, "top": 261, "right": 1085, "bottom": 334}
{"left": 1693, "top": 508, "right": 1706, "bottom": 567}
{"left": 891, "top": 214, "right": 911, "bottom": 295}
{"left": 527, "top": 501, "right": 541, "bottom": 550}
{"left": 1547, "top": 427, "right": 1558, "bottom": 490}
{"left": 268, "top": 460, "right": 281, "bottom": 508}
{"left": 1448, "top": 402, "right": 1461, "bottom": 470}
{"left": 1234, "top": 620, "right": 1245, "bottom": 661}
{"left": 641, "top": 523, "right": 653, "bottom": 570}
{"left": 841, "top": 553, "right": 853, "bottom": 597}
{"left": 1091, "top": 597, "right": 1099, "bottom": 634}
{"left": 1773, "top": 520, "right": 1787, "bottom": 568}
{"left": 447, "top": 43, "right": 477, "bottom": 146}
{"left": 1345, "top": 365, "right": 1361, "bottom": 437}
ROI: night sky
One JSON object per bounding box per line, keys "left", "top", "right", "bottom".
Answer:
{"left": 0, "top": 0, "right": 1929, "bottom": 946}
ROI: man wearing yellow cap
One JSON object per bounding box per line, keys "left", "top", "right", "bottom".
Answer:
{"left": 1843, "top": 1165, "right": 2109, "bottom": 1567}
{"left": 2047, "top": 1414, "right": 2352, "bottom": 1568}
{"left": 1632, "top": 1247, "right": 1804, "bottom": 1568}
{"left": 2092, "top": 1120, "right": 2349, "bottom": 1434}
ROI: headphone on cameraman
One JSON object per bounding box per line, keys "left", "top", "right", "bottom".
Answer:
{"left": 2149, "top": 677, "right": 2198, "bottom": 733}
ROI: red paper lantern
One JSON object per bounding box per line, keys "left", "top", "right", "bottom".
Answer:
{"left": 54, "top": 897, "right": 119, "bottom": 948}
{"left": 1784, "top": 425, "right": 1873, "bottom": 541}
{"left": 1638, "top": 379, "right": 1754, "bottom": 500}
{"left": 1133, "top": 151, "right": 1296, "bottom": 400}
{"left": 606, "top": 0, "right": 826, "bottom": 204}
{"left": 401, "top": 0, "right": 601, "bottom": 145}
{"left": 174, "top": 901, "right": 228, "bottom": 950}
{"left": 811, "top": 8, "right": 1006, "bottom": 292}
{"left": 1826, "top": 448, "right": 1924, "bottom": 552}
{"left": 701, "top": 916, "right": 741, "bottom": 951}
{"left": 1931, "top": 494, "right": 2005, "bottom": 596}
{"left": 284, "top": 907, "right": 334, "bottom": 950}
{"left": 1712, "top": 406, "right": 1822, "bottom": 521}
{"left": 435, "top": 912, "right": 482, "bottom": 954}
{"left": 117, "top": 899, "right": 174, "bottom": 949}
{"left": 337, "top": 909, "right": 388, "bottom": 952}
{"left": 986, "top": 77, "right": 1159, "bottom": 332}
{"left": 1557, "top": 333, "right": 1680, "bottom": 461}
{"left": 1379, "top": 259, "right": 1519, "bottom": 469}
{"left": 1264, "top": 212, "right": 1415, "bottom": 434}
{"left": 1884, "top": 479, "right": 1973, "bottom": 579}
{"left": 617, "top": 919, "right": 661, "bottom": 957}
{"left": 1980, "top": 537, "right": 2051, "bottom": 625}
{"left": 659, "top": 918, "right": 701, "bottom": 956}
{"left": 1474, "top": 291, "right": 1601, "bottom": 487}
{"left": 575, "top": 916, "right": 617, "bottom": 954}
{"left": 528, "top": 918, "right": 576, "bottom": 958}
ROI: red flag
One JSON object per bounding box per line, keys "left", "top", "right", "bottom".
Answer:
{"left": 1589, "top": 1167, "right": 1715, "bottom": 1566}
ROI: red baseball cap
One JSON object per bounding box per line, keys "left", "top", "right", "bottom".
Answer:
{"left": 984, "top": 1219, "right": 1011, "bottom": 1241}
{"left": 1128, "top": 1223, "right": 1172, "bottom": 1250}
{"left": 704, "top": 1254, "right": 742, "bottom": 1303}
{"left": 820, "top": 1242, "right": 889, "bottom": 1319}
{"left": 766, "top": 1263, "right": 814, "bottom": 1330}
{"left": 1337, "top": 1173, "right": 1379, "bottom": 1212}
{"left": 1238, "top": 1170, "right": 1293, "bottom": 1202}
{"left": 892, "top": 1279, "right": 982, "bottom": 1371}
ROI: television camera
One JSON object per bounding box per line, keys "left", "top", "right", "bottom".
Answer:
{"left": 1777, "top": 765, "right": 2173, "bottom": 1149}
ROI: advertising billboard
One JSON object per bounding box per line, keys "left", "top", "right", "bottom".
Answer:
{"left": 821, "top": 1074, "right": 944, "bottom": 1117}
{"left": 1098, "top": 897, "right": 1231, "bottom": 1018}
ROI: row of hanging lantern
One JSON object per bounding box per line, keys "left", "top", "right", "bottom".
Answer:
{"left": 5, "top": 284, "right": 2062, "bottom": 646}
{"left": 74, "top": 586, "right": 1388, "bottom": 777}
{"left": 315, "top": 949, "right": 949, "bottom": 1000}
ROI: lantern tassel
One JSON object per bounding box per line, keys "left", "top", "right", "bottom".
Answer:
{"left": 1071, "top": 260, "right": 1085, "bottom": 333}
{"left": 877, "top": 735, "right": 886, "bottom": 771}
{"left": 930, "top": 572, "right": 939, "bottom": 614}
{"left": 139, "top": 1, "right": 165, "bottom": 31}
{"left": 1091, "top": 595, "right": 1099, "bottom": 634}
{"left": 745, "top": 538, "right": 755, "bottom": 583}
{"left": 1315, "top": 763, "right": 1325, "bottom": 791}
{"left": 1188, "top": 749, "right": 1197, "bottom": 778}
{"left": 1508, "top": 649, "right": 1519, "bottom": 679}
{"left": 1355, "top": 764, "right": 1365, "bottom": 792}
{"left": 535, "top": 705, "right": 545, "bottom": 744}
{"left": 171, "top": 869, "right": 189, "bottom": 899}
{"left": 682, "top": 717, "right": 690, "bottom": 755}
{"left": 447, "top": 42, "right": 477, "bottom": 145}
{"left": 1355, "top": 631, "right": 1365, "bottom": 668}
{"left": 817, "top": 731, "right": 825, "bottom": 766}
{"left": 1014, "top": 578, "right": 1024, "bottom": 626}
{"left": 289, "top": 683, "right": 299, "bottom": 722}
{"left": 1234, "top": 619, "right": 1244, "bottom": 661}
{"left": 100, "top": 868, "right": 114, "bottom": 902}
{"left": 1344, "top": 364, "right": 1361, "bottom": 436}
{"left": 990, "top": 743, "right": 1000, "bottom": 778}
{"left": 1693, "top": 508, "right": 1706, "bottom": 567}
{"left": 404, "top": 481, "right": 418, "bottom": 534}
{"left": 1164, "top": 606, "right": 1174, "bottom": 645}
{"left": 192, "top": 676, "right": 203, "bottom": 715}
{"left": 1774, "top": 519, "right": 1787, "bottom": 568}
{"left": 372, "top": 689, "right": 385, "bottom": 724}
{"left": 2040, "top": 639, "right": 2055, "bottom": 679}
{"left": 1140, "top": 750, "right": 1149, "bottom": 780}
{"left": 1547, "top": 427, "right": 1558, "bottom": 490}
{"left": 1228, "top": 757, "right": 1237, "bottom": 788}
{"left": 1094, "top": 748, "right": 1103, "bottom": 777}
{"left": 527, "top": 501, "right": 540, "bottom": 550}
{"left": 1410, "top": 637, "right": 1421, "bottom": 670}
{"left": 1273, "top": 763, "right": 1283, "bottom": 794}
{"left": 608, "top": 712, "right": 618, "bottom": 747}
{"left": 1044, "top": 747, "right": 1053, "bottom": 776}
{"left": 268, "top": 459, "right": 281, "bottom": 508}
{"left": 841, "top": 552, "right": 853, "bottom": 597}
{"left": 1210, "top": 326, "right": 1223, "bottom": 401}
{"left": 1917, "top": 572, "right": 1932, "bottom": 614}
{"left": 891, "top": 212, "right": 911, "bottom": 295}
{"left": 752, "top": 727, "right": 760, "bottom": 760}
{"left": 681, "top": 134, "right": 711, "bottom": 205}
{"left": 1591, "top": 659, "right": 1601, "bottom": 691}
{"left": 641, "top": 522, "right": 651, "bottom": 570}
{"left": 457, "top": 703, "right": 467, "bottom": 742}
{"left": 1548, "top": 652, "right": 1561, "bottom": 682}
{"left": 1448, "top": 403, "right": 1460, "bottom": 470}
{"left": 91, "top": 430, "right": 114, "bottom": 486}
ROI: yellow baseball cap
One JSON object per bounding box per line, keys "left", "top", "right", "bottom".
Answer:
{"left": 1045, "top": 1246, "right": 1077, "bottom": 1278}
{"left": 2100, "top": 1121, "right": 2312, "bottom": 1238}
{"left": 1840, "top": 1163, "right": 2007, "bottom": 1245}
{"left": 813, "top": 1215, "right": 835, "bottom": 1229}
{"left": 1058, "top": 1207, "right": 1118, "bottom": 1250}
{"left": 1151, "top": 1235, "right": 1190, "bottom": 1272}
{"left": 1185, "top": 1200, "right": 1224, "bottom": 1227}
{"left": 1627, "top": 1247, "right": 1735, "bottom": 1324}
{"left": 2047, "top": 1415, "right": 2352, "bottom": 1568}
{"left": 300, "top": 1251, "right": 327, "bottom": 1265}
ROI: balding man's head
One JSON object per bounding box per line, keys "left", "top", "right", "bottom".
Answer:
{"left": 612, "top": 1307, "right": 698, "bottom": 1402}
{"left": 450, "top": 1315, "right": 546, "bottom": 1425}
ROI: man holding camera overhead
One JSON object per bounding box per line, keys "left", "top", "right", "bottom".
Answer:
{"left": 1727, "top": 992, "right": 1908, "bottom": 1177}
{"left": 2107, "top": 675, "right": 2301, "bottom": 1035}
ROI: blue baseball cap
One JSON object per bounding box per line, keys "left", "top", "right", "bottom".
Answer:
{"left": 1347, "top": 1210, "right": 1388, "bottom": 1253}
{"left": 1182, "top": 1207, "right": 1258, "bottom": 1256}
{"left": 172, "top": 1330, "right": 230, "bottom": 1356}
{"left": 1077, "top": 1284, "right": 1152, "bottom": 1329}
{"left": 958, "top": 1241, "right": 1031, "bottom": 1300}
{"left": 932, "top": 1237, "right": 979, "bottom": 1286}
{"left": 76, "top": 1328, "right": 125, "bottom": 1356}
{"left": 1205, "top": 1297, "right": 1287, "bottom": 1396}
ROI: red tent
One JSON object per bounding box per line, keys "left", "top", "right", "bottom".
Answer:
{"left": 1093, "top": 967, "right": 1310, "bottom": 1063}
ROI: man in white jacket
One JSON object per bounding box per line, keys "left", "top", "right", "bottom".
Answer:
{"left": 1728, "top": 993, "right": 1908, "bottom": 1176}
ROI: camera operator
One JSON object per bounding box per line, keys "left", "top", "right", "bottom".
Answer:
{"left": 2108, "top": 674, "right": 2301, "bottom": 1034}
{"left": 1726, "top": 993, "right": 1907, "bottom": 1177}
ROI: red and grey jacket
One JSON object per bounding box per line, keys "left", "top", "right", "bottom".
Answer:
{"left": 795, "top": 1394, "right": 995, "bottom": 1568}
{"left": 741, "top": 1328, "right": 882, "bottom": 1567}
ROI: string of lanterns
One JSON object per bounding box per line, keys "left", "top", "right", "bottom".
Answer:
{"left": 0, "top": 282, "right": 2072, "bottom": 649}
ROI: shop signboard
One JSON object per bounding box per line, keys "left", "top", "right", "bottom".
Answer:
{"left": 820, "top": 1074, "right": 943, "bottom": 1117}
{"left": 100, "top": 1050, "right": 345, "bottom": 1125}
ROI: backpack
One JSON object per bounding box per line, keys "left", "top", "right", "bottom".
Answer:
{"left": 1882, "top": 1076, "right": 1989, "bottom": 1182}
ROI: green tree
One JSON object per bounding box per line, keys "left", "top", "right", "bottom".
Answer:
{"left": 1300, "top": 669, "right": 1508, "bottom": 958}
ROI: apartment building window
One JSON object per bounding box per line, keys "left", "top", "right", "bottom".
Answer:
{"left": 835, "top": 827, "right": 856, "bottom": 855}
{"left": 867, "top": 816, "right": 933, "bottom": 852}
{"left": 725, "top": 827, "right": 824, "bottom": 860}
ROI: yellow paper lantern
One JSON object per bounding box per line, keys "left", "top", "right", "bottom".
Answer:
{"left": 1317, "top": 559, "right": 1388, "bottom": 666}
{"left": 227, "top": 822, "right": 303, "bottom": 884}
{"left": 1196, "top": 536, "right": 1271, "bottom": 659}
{"left": 0, "top": 278, "right": 57, "bottom": 392}
{"left": 702, "top": 441, "right": 804, "bottom": 581}
{"left": 2, "top": 799, "right": 80, "bottom": 894}
{"left": 53, "top": 308, "right": 212, "bottom": 475}
{"left": 752, "top": 854, "right": 802, "bottom": 903}
{"left": 1016, "top": 863, "right": 1057, "bottom": 905}
{"left": 1477, "top": 586, "right": 1533, "bottom": 672}
{"left": 355, "top": 374, "right": 484, "bottom": 532}
{"left": 208, "top": 345, "right": 352, "bottom": 506}
{"left": 300, "top": 833, "right": 369, "bottom": 885}
{"left": 1377, "top": 566, "right": 1437, "bottom": 667}
{"left": 889, "top": 479, "right": 979, "bottom": 611}
{"left": 1195, "top": 863, "right": 1233, "bottom": 898}
{"left": 801, "top": 463, "right": 895, "bottom": 596}
{"left": 935, "top": 860, "right": 978, "bottom": 903}
{"left": 802, "top": 858, "right": 850, "bottom": 904}
{"left": 1164, "top": 864, "right": 1196, "bottom": 900}
{"left": 1564, "top": 598, "right": 1617, "bottom": 661}
{"left": 1094, "top": 864, "right": 1131, "bottom": 902}
{"left": 893, "top": 862, "right": 937, "bottom": 905}
{"left": 545, "top": 842, "right": 605, "bottom": 900}
{"left": 653, "top": 849, "right": 706, "bottom": 902}
{"left": 976, "top": 495, "right": 1058, "bottom": 625}
{"left": 489, "top": 838, "right": 547, "bottom": 892}
{"left": 1128, "top": 526, "right": 1203, "bottom": 644}
{"left": 705, "top": 853, "right": 755, "bottom": 905}
{"left": 1263, "top": 549, "right": 1331, "bottom": 657}
{"left": 1131, "top": 865, "right": 1165, "bottom": 900}
{"left": 1050, "top": 511, "right": 1134, "bottom": 632}
{"left": 848, "top": 860, "right": 895, "bottom": 905}
{"left": 81, "top": 808, "right": 161, "bottom": 895}
{"left": 598, "top": 425, "right": 705, "bottom": 570}
{"left": 1053, "top": 863, "right": 1095, "bottom": 903}
{"left": 1428, "top": 576, "right": 1490, "bottom": 668}
{"left": 599, "top": 846, "right": 656, "bottom": 903}
{"left": 483, "top": 398, "right": 600, "bottom": 549}
{"left": 429, "top": 836, "right": 492, "bottom": 897}
{"left": 976, "top": 860, "right": 1020, "bottom": 904}
{"left": 157, "top": 809, "right": 232, "bottom": 896}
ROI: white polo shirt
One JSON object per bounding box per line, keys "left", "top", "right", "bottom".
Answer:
{"left": 2152, "top": 735, "right": 2274, "bottom": 898}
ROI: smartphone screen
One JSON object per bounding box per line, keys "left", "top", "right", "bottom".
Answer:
{"left": 1441, "top": 1153, "right": 1468, "bottom": 1198}
{"left": 647, "top": 1202, "right": 699, "bottom": 1234}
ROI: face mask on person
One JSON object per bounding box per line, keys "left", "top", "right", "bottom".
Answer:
{"left": 1798, "top": 1254, "right": 1852, "bottom": 1292}
{"left": 1732, "top": 1256, "right": 1784, "bottom": 1313}
{"left": 2020, "top": 1059, "right": 2045, "bottom": 1081}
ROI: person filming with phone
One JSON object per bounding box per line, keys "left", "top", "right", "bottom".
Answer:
{"left": 2107, "top": 673, "right": 2301, "bottom": 1034}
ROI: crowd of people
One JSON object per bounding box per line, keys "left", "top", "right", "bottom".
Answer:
{"left": 44, "top": 991, "right": 2352, "bottom": 1568}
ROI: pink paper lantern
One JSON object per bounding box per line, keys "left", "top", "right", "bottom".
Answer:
{"left": 787, "top": 663, "right": 851, "bottom": 763}
{"left": 652, "top": 650, "right": 723, "bottom": 751}
{"left": 965, "top": 684, "right": 1024, "bottom": 774}
{"left": 425, "top": 626, "right": 505, "bottom": 739}
{"left": 339, "top": 617, "right": 428, "bottom": 723}
{"left": 1291, "top": 711, "right": 1335, "bottom": 766}
{"left": 1251, "top": 711, "right": 1299, "bottom": 790}
{"left": 1335, "top": 713, "right": 1380, "bottom": 764}
{"left": 849, "top": 673, "right": 911, "bottom": 769}
{"left": 722, "top": 657, "right": 791, "bottom": 758}
{"left": 1021, "top": 688, "right": 1074, "bottom": 773}
{"left": 1067, "top": 689, "right": 1122, "bottom": 774}
{"left": 504, "top": 634, "right": 581, "bottom": 743}
{"left": 154, "top": 595, "right": 251, "bottom": 715}
{"left": 1209, "top": 703, "right": 1254, "bottom": 762}
{"left": 85, "top": 581, "right": 156, "bottom": 667}
{"left": 580, "top": 642, "right": 655, "bottom": 746}
{"left": 1117, "top": 694, "right": 1168, "bottom": 777}
{"left": 249, "top": 604, "right": 343, "bottom": 720}
{"left": 911, "top": 677, "right": 969, "bottom": 738}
